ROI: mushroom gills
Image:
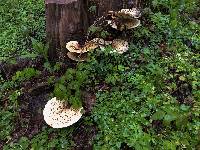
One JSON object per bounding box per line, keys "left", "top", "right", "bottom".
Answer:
{"left": 67, "top": 52, "right": 88, "bottom": 62}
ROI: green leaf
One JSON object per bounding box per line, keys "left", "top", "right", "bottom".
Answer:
{"left": 180, "top": 104, "right": 190, "bottom": 111}
{"left": 54, "top": 83, "right": 67, "bottom": 99}
{"left": 163, "top": 140, "right": 176, "bottom": 150}
{"left": 151, "top": 110, "right": 166, "bottom": 120}
{"left": 164, "top": 114, "right": 177, "bottom": 122}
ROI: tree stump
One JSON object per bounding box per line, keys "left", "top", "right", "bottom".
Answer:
{"left": 45, "top": 0, "right": 89, "bottom": 62}
{"left": 45, "top": 0, "right": 141, "bottom": 62}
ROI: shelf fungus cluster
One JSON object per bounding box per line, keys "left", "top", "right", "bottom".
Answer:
{"left": 65, "top": 8, "right": 141, "bottom": 61}
{"left": 43, "top": 97, "right": 83, "bottom": 128}
{"left": 120, "top": 8, "right": 141, "bottom": 18}
{"left": 66, "top": 38, "right": 129, "bottom": 60}
{"left": 111, "top": 39, "right": 129, "bottom": 54}
{"left": 107, "top": 8, "right": 141, "bottom": 31}
{"left": 66, "top": 40, "right": 99, "bottom": 61}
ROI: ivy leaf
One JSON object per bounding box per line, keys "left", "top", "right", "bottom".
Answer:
{"left": 164, "top": 114, "right": 177, "bottom": 122}
{"left": 54, "top": 83, "right": 67, "bottom": 100}
{"left": 180, "top": 104, "right": 190, "bottom": 111}
{"left": 151, "top": 110, "right": 166, "bottom": 120}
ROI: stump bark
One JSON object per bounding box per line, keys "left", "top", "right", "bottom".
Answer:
{"left": 46, "top": 0, "right": 89, "bottom": 62}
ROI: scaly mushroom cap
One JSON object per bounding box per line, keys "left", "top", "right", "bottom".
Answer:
{"left": 109, "top": 18, "right": 140, "bottom": 31}
{"left": 43, "top": 97, "right": 83, "bottom": 128}
{"left": 82, "top": 40, "right": 99, "bottom": 52}
{"left": 123, "top": 18, "right": 140, "bottom": 29}
{"left": 67, "top": 52, "right": 88, "bottom": 62}
{"left": 66, "top": 40, "right": 98, "bottom": 53}
{"left": 120, "top": 8, "right": 141, "bottom": 18}
{"left": 66, "top": 41, "right": 81, "bottom": 53}
{"left": 91, "top": 38, "right": 105, "bottom": 45}
{"left": 107, "top": 9, "right": 141, "bottom": 31}
{"left": 112, "top": 39, "right": 129, "bottom": 54}
{"left": 90, "top": 38, "right": 113, "bottom": 51}
{"left": 91, "top": 38, "right": 112, "bottom": 46}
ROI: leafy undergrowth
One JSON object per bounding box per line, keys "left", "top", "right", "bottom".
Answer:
{"left": 89, "top": 1, "right": 200, "bottom": 149}
{"left": 0, "top": 0, "right": 200, "bottom": 150}
{"left": 0, "top": 0, "right": 46, "bottom": 61}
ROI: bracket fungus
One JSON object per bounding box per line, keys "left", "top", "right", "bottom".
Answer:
{"left": 66, "top": 40, "right": 99, "bottom": 61}
{"left": 107, "top": 8, "right": 141, "bottom": 31}
{"left": 95, "top": 38, "right": 128, "bottom": 54}
{"left": 120, "top": 8, "right": 141, "bottom": 18}
{"left": 109, "top": 18, "right": 140, "bottom": 31}
{"left": 111, "top": 39, "right": 129, "bottom": 54}
{"left": 91, "top": 38, "right": 112, "bottom": 50}
{"left": 65, "top": 8, "right": 140, "bottom": 59}
{"left": 67, "top": 52, "right": 88, "bottom": 62}
{"left": 66, "top": 40, "right": 98, "bottom": 54}
{"left": 43, "top": 97, "right": 83, "bottom": 128}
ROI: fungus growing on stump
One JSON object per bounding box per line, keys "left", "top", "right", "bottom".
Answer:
{"left": 65, "top": 8, "right": 141, "bottom": 59}
{"left": 120, "top": 8, "right": 141, "bottom": 18}
{"left": 43, "top": 97, "right": 83, "bottom": 128}
{"left": 112, "top": 39, "right": 129, "bottom": 54}
{"left": 107, "top": 9, "right": 141, "bottom": 31}
{"left": 66, "top": 40, "right": 99, "bottom": 53}
{"left": 66, "top": 40, "right": 99, "bottom": 61}
{"left": 67, "top": 52, "right": 88, "bottom": 62}
{"left": 109, "top": 18, "right": 140, "bottom": 31}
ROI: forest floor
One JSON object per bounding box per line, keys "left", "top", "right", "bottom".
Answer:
{"left": 0, "top": 0, "right": 200, "bottom": 150}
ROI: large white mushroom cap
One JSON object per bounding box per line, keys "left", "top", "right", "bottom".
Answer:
{"left": 43, "top": 97, "right": 83, "bottom": 128}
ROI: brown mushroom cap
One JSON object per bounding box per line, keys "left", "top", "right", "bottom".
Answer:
{"left": 109, "top": 18, "right": 140, "bottom": 31}
{"left": 66, "top": 40, "right": 98, "bottom": 53}
{"left": 112, "top": 39, "right": 129, "bottom": 54}
{"left": 107, "top": 9, "right": 141, "bottom": 31}
{"left": 66, "top": 41, "right": 81, "bottom": 53}
{"left": 67, "top": 52, "right": 88, "bottom": 62}
{"left": 91, "top": 38, "right": 105, "bottom": 45}
{"left": 123, "top": 18, "right": 140, "bottom": 29}
{"left": 82, "top": 40, "right": 99, "bottom": 52}
{"left": 120, "top": 8, "right": 141, "bottom": 18}
{"left": 43, "top": 97, "right": 83, "bottom": 128}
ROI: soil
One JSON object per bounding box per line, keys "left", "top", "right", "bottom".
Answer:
{"left": 72, "top": 124, "right": 97, "bottom": 150}
{"left": 0, "top": 56, "right": 44, "bottom": 80}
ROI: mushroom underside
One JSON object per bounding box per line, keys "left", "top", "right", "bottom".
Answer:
{"left": 67, "top": 52, "right": 88, "bottom": 62}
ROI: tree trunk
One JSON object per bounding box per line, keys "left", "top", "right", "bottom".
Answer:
{"left": 45, "top": 0, "right": 142, "bottom": 62}
{"left": 45, "top": 0, "right": 89, "bottom": 62}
